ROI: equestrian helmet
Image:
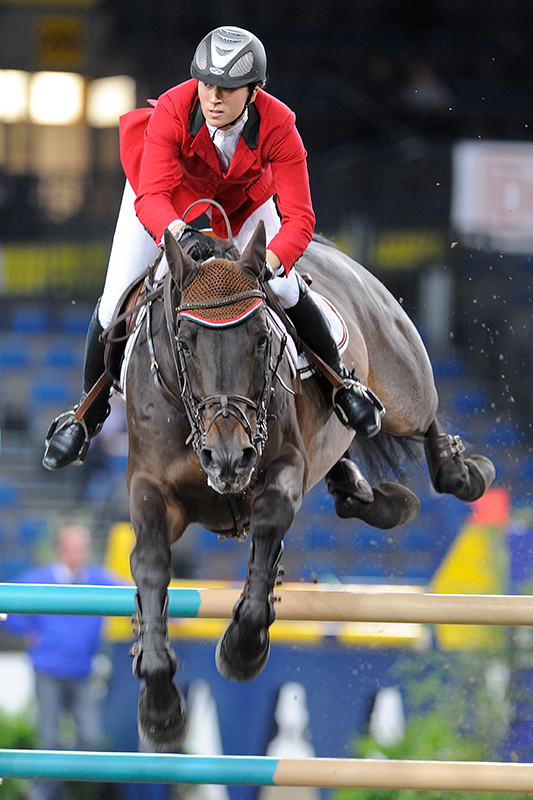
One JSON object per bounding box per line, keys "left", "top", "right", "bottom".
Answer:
{"left": 190, "top": 26, "right": 267, "bottom": 88}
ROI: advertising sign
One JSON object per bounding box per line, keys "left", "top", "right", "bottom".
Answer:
{"left": 451, "top": 140, "right": 533, "bottom": 252}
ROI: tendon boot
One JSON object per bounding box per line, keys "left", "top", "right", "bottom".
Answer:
{"left": 286, "top": 276, "right": 384, "bottom": 438}
{"left": 42, "top": 304, "right": 111, "bottom": 470}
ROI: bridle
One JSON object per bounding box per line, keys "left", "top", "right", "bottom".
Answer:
{"left": 146, "top": 269, "right": 287, "bottom": 458}
{"left": 174, "top": 286, "right": 288, "bottom": 457}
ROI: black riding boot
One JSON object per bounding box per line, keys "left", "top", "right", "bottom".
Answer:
{"left": 286, "top": 278, "right": 384, "bottom": 438}
{"left": 42, "top": 304, "right": 111, "bottom": 470}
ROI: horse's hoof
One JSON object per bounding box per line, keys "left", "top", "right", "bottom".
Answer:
{"left": 453, "top": 454, "right": 496, "bottom": 502}
{"left": 326, "top": 457, "right": 374, "bottom": 508}
{"left": 333, "top": 481, "right": 420, "bottom": 529}
{"left": 215, "top": 623, "right": 270, "bottom": 682}
{"left": 137, "top": 683, "right": 188, "bottom": 752}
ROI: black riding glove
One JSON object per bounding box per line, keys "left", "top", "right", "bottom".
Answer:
{"left": 174, "top": 225, "right": 214, "bottom": 262}
{"left": 259, "top": 261, "right": 277, "bottom": 283}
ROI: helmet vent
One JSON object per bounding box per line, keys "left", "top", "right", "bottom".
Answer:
{"left": 217, "top": 28, "right": 247, "bottom": 43}
{"left": 229, "top": 51, "right": 254, "bottom": 78}
{"left": 196, "top": 40, "right": 208, "bottom": 70}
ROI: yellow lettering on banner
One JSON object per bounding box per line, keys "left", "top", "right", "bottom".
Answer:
{"left": 0, "top": 242, "right": 108, "bottom": 294}
{"left": 370, "top": 230, "right": 445, "bottom": 271}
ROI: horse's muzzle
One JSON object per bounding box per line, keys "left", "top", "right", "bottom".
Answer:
{"left": 199, "top": 442, "right": 257, "bottom": 494}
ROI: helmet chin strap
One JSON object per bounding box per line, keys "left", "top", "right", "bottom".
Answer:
{"left": 216, "top": 85, "right": 255, "bottom": 132}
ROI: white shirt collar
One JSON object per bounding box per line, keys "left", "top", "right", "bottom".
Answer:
{"left": 206, "top": 110, "right": 249, "bottom": 172}
{"left": 205, "top": 108, "right": 248, "bottom": 142}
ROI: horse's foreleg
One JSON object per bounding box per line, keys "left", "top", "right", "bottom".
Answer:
{"left": 129, "top": 476, "right": 187, "bottom": 750}
{"left": 216, "top": 470, "right": 302, "bottom": 683}
{"left": 424, "top": 418, "right": 496, "bottom": 502}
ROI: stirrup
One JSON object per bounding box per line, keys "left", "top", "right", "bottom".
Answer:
{"left": 332, "top": 371, "right": 385, "bottom": 415}
{"left": 44, "top": 408, "right": 91, "bottom": 467}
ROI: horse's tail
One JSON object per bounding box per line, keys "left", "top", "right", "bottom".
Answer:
{"left": 349, "top": 431, "right": 425, "bottom": 486}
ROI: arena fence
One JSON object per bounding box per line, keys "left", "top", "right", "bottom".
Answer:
{"left": 1, "top": 750, "right": 533, "bottom": 791}
{"left": 0, "top": 582, "right": 532, "bottom": 625}
{"left": 1, "top": 581, "right": 532, "bottom": 792}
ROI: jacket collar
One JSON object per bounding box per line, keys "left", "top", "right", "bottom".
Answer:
{"left": 188, "top": 100, "right": 260, "bottom": 148}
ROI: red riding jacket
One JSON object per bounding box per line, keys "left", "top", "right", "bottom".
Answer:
{"left": 119, "top": 80, "right": 315, "bottom": 272}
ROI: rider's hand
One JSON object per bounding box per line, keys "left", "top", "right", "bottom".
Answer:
{"left": 174, "top": 225, "right": 214, "bottom": 262}
{"left": 260, "top": 261, "right": 277, "bottom": 282}
{"left": 260, "top": 251, "right": 283, "bottom": 282}
{"left": 169, "top": 220, "right": 186, "bottom": 237}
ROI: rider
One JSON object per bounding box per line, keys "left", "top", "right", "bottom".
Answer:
{"left": 43, "top": 25, "right": 384, "bottom": 471}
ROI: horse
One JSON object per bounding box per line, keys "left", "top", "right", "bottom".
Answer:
{"left": 122, "top": 221, "right": 495, "bottom": 751}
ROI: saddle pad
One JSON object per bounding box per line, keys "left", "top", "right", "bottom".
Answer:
{"left": 118, "top": 306, "right": 146, "bottom": 399}
{"left": 268, "top": 290, "right": 349, "bottom": 380}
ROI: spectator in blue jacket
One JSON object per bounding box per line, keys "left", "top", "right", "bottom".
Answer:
{"left": 3, "top": 522, "right": 119, "bottom": 800}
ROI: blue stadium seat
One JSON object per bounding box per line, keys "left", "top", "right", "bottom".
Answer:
{"left": 432, "top": 357, "right": 465, "bottom": 379}
{"left": 0, "top": 339, "right": 31, "bottom": 370}
{"left": 30, "top": 378, "right": 72, "bottom": 407}
{"left": 0, "top": 479, "right": 21, "bottom": 508}
{"left": 17, "top": 515, "right": 49, "bottom": 545}
{"left": 60, "top": 307, "right": 92, "bottom": 335}
{"left": 43, "top": 344, "right": 81, "bottom": 371}
{"left": 0, "top": 549, "right": 34, "bottom": 582}
{"left": 107, "top": 454, "right": 128, "bottom": 475}
{"left": 485, "top": 425, "right": 523, "bottom": 447}
{"left": 451, "top": 388, "right": 491, "bottom": 414}
{"left": 10, "top": 307, "right": 51, "bottom": 334}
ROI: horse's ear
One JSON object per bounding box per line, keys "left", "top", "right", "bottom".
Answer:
{"left": 163, "top": 228, "right": 199, "bottom": 291}
{"left": 237, "top": 221, "right": 266, "bottom": 280}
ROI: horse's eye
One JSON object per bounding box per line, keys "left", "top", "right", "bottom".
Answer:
{"left": 257, "top": 333, "right": 268, "bottom": 350}
{"left": 178, "top": 339, "right": 191, "bottom": 355}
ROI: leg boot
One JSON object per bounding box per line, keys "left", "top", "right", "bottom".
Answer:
{"left": 286, "top": 277, "right": 384, "bottom": 438}
{"left": 42, "top": 304, "right": 111, "bottom": 470}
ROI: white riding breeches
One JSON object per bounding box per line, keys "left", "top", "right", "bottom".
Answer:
{"left": 98, "top": 181, "right": 301, "bottom": 329}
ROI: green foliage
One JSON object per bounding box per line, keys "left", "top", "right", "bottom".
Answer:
{"left": 0, "top": 706, "right": 35, "bottom": 800}
{"left": 334, "top": 649, "right": 525, "bottom": 800}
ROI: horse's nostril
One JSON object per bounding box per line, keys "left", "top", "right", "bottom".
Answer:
{"left": 199, "top": 448, "right": 218, "bottom": 475}
{"left": 239, "top": 446, "right": 257, "bottom": 474}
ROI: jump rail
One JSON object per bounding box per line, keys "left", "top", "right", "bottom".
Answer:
{"left": 1, "top": 750, "right": 533, "bottom": 791}
{"left": 0, "top": 583, "right": 533, "bottom": 625}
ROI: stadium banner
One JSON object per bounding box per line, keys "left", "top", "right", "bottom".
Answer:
{"left": 451, "top": 140, "right": 533, "bottom": 252}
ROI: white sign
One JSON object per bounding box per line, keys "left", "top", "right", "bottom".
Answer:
{"left": 451, "top": 140, "right": 533, "bottom": 252}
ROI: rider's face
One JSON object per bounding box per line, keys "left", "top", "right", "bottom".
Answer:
{"left": 198, "top": 82, "right": 257, "bottom": 129}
